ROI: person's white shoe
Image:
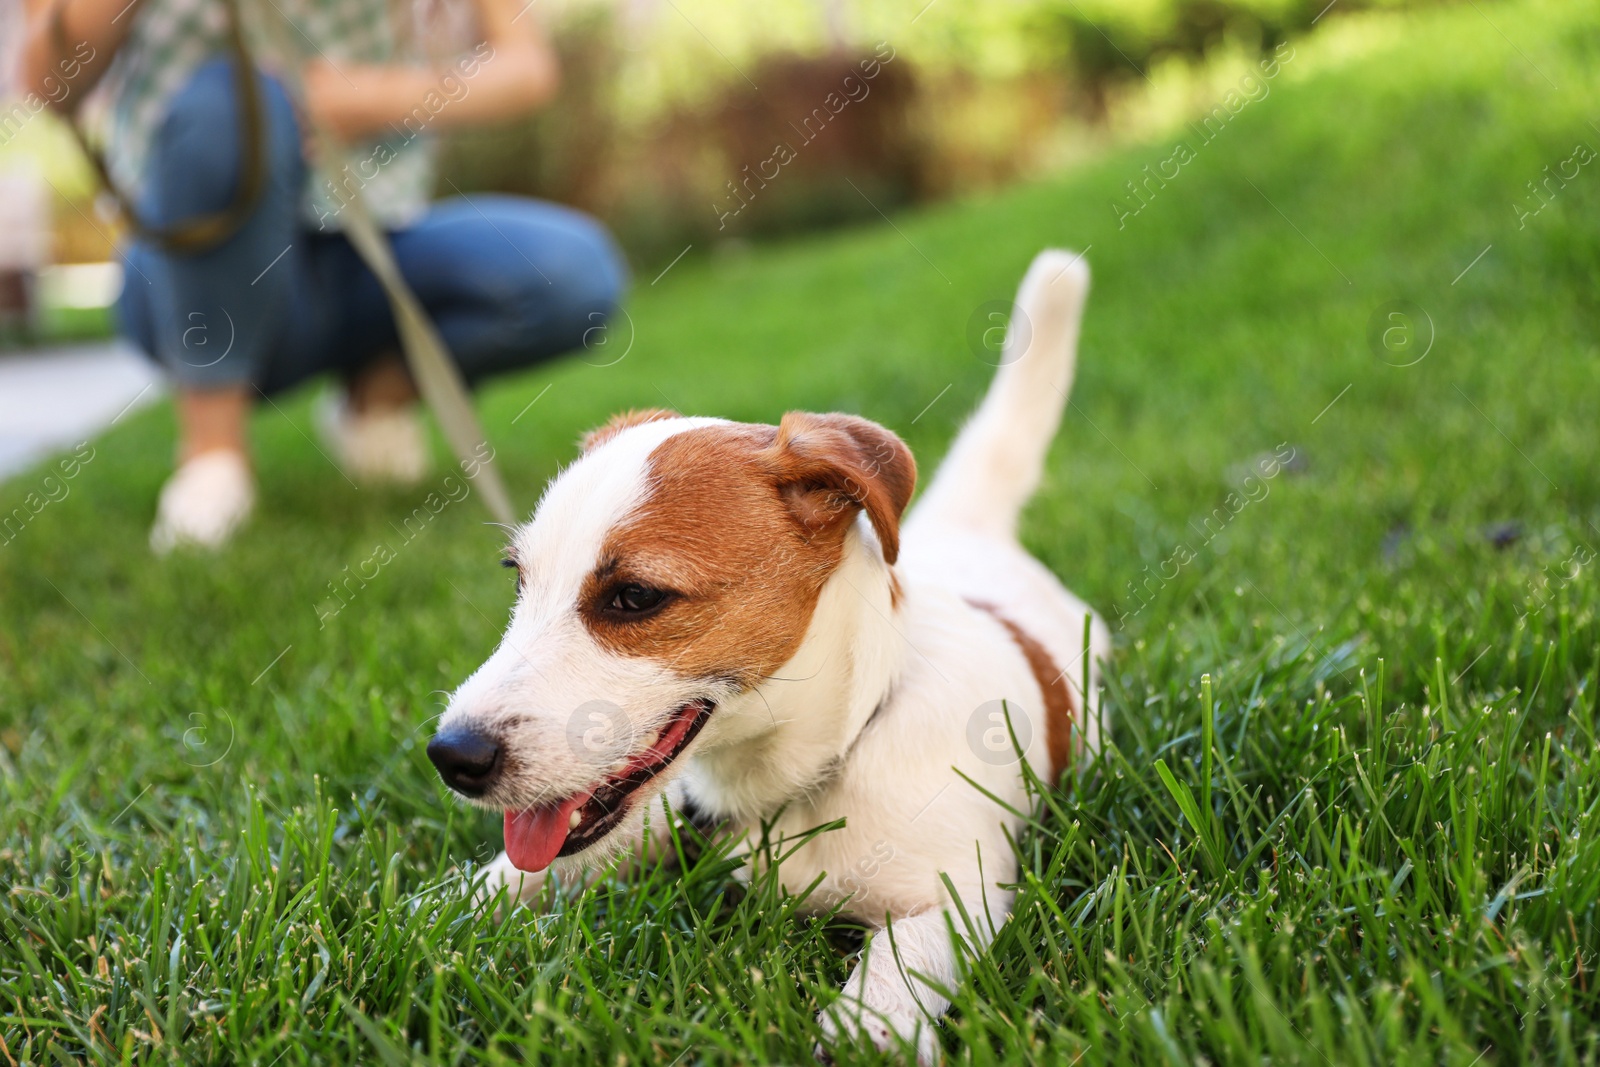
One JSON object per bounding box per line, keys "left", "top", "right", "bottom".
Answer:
{"left": 149, "top": 450, "right": 256, "bottom": 555}
{"left": 315, "top": 391, "right": 431, "bottom": 486}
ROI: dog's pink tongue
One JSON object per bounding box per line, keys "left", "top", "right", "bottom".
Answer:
{"left": 504, "top": 795, "right": 589, "bottom": 873}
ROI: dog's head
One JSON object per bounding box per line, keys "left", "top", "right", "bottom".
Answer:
{"left": 428, "top": 409, "right": 915, "bottom": 873}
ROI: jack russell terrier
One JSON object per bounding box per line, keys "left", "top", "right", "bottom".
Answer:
{"left": 427, "top": 249, "right": 1109, "bottom": 1063}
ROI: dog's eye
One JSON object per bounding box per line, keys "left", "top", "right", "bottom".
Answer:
{"left": 609, "top": 583, "right": 668, "bottom": 613}
{"left": 500, "top": 558, "right": 517, "bottom": 570}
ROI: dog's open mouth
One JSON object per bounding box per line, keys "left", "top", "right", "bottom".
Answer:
{"left": 502, "top": 699, "right": 714, "bottom": 872}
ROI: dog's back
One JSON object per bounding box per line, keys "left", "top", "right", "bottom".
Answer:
{"left": 900, "top": 250, "right": 1109, "bottom": 751}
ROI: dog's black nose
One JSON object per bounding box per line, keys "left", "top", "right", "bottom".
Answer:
{"left": 427, "top": 726, "right": 503, "bottom": 797}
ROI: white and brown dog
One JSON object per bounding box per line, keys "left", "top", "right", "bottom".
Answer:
{"left": 428, "top": 250, "right": 1108, "bottom": 1063}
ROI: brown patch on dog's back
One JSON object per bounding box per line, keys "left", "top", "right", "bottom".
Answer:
{"left": 580, "top": 417, "right": 914, "bottom": 685}
{"left": 969, "top": 600, "right": 1076, "bottom": 781}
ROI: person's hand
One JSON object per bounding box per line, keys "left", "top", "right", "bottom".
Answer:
{"left": 296, "top": 1, "right": 560, "bottom": 147}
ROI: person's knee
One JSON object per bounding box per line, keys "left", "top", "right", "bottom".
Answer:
{"left": 554, "top": 214, "right": 629, "bottom": 318}
{"left": 152, "top": 58, "right": 299, "bottom": 218}
{"left": 498, "top": 213, "right": 626, "bottom": 323}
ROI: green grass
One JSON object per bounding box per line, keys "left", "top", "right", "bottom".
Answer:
{"left": 4, "top": 0, "right": 1600, "bottom": 1062}
{"left": 0, "top": 306, "right": 116, "bottom": 353}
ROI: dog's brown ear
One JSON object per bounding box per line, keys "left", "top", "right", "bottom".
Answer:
{"left": 760, "top": 412, "right": 916, "bottom": 564}
{"left": 581, "top": 408, "right": 679, "bottom": 453}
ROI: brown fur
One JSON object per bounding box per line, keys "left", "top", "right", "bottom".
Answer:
{"left": 759, "top": 412, "right": 916, "bottom": 565}
{"left": 579, "top": 417, "right": 915, "bottom": 685}
{"left": 969, "top": 600, "right": 1076, "bottom": 781}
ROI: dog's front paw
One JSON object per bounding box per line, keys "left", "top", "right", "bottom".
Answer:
{"left": 471, "top": 851, "right": 548, "bottom": 917}
{"left": 816, "top": 1001, "right": 941, "bottom": 1066}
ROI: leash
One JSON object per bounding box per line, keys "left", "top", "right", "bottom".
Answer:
{"left": 52, "top": 0, "right": 268, "bottom": 253}
{"left": 59, "top": 0, "right": 518, "bottom": 526}
{"left": 325, "top": 186, "right": 517, "bottom": 525}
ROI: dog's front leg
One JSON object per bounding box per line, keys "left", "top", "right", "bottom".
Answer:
{"left": 818, "top": 908, "right": 982, "bottom": 1066}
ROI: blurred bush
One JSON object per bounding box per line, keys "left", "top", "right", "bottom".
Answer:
{"left": 709, "top": 49, "right": 923, "bottom": 237}
{"left": 5, "top": 0, "right": 1452, "bottom": 283}
{"left": 439, "top": 13, "right": 927, "bottom": 266}
{"left": 1027, "top": 0, "right": 1429, "bottom": 113}
{"left": 437, "top": 0, "right": 1445, "bottom": 271}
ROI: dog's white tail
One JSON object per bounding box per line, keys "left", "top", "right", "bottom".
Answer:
{"left": 911, "top": 249, "right": 1090, "bottom": 541}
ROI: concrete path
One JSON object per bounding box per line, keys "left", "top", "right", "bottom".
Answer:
{"left": 0, "top": 341, "right": 164, "bottom": 481}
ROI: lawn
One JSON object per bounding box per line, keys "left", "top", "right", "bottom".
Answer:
{"left": 4, "top": 0, "right": 1600, "bottom": 1062}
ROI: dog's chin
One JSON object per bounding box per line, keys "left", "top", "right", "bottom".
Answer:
{"left": 499, "top": 698, "right": 715, "bottom": 874}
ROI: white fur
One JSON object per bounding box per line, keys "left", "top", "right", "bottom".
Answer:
{"left": 438, "top": 415, "right": 735, "bottom": 873}
{"left": 442, "top": 250, "right": 1108, "bottom": 1064}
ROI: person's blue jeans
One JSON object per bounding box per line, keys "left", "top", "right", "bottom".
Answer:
{"left": 118, "top": 58, "right": 628, "bottom": 395}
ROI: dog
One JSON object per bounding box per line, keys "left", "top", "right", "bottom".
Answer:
{"left": 427, "top": 249, "right": 1108, "bottom": 1063}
